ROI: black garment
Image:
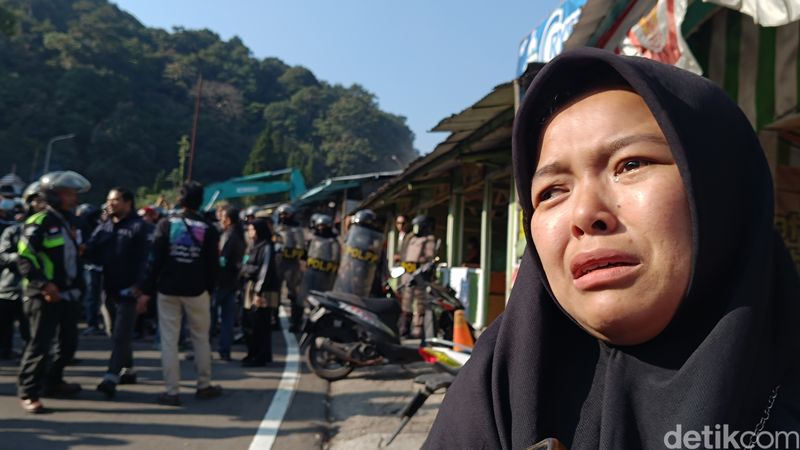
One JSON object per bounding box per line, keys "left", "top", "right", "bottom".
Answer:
{"left": 84, "top": 213, "right": 151, "bottom": 295}
{"left": 143, "top": 210, "right": 219, "bottom": 297}
{"left": 244, "top": 307, "right": 272, "bottom": 363}
{"left": 103, "top": 295, "right": 136, "bottom": 379}
{"left": 217, "top": 228, "right": 246, "bottom": 290}
{"left": 241, "top": 240, "right": 280, "bottom": 295}
{"left": 18, "top": 298, "right": 81, "bottom": 399}
{"left": 425, "top": 48, "right": 800, "bottom": 449}
{"left": 0, "top": 223, "right": 26, "bottom": 356}
{"left": 0, "top": 223, "right": 22, "bottom": 301}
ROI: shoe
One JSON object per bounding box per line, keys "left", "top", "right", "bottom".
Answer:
{"left": 195, "top": 385, "right": 223, "bottom": 399}
{"left": 156, "top": 392, "right": 181, "bottom": 406}
{"left": 82, "top": 326, "right": 104, "bottom": 336}
{"left": 219, "top": 353, "right": 231, "bottom": 362}
{"left": 119, "top": 373, "right": 137, "bottom": 385}
{"left": 19, "top": 398, "right": 44, "bottom": 414}
{"left": 183, "top": 352, "right": 194, "bottom": 361}
{"left": 241, "top": 358, "right": 268, "bottom": 367}
{"left": 96, "top": 380, "right": 116, "bottom": 399}
{"left": 43, "top": 382, "right": 82, "bottom": 398}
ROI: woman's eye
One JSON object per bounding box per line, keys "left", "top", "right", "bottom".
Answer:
{"left": 616, "top": 159, "right": 650, "bottom": 175}
{"left": 536, "top": 187, "right": 562, "bottom": 204}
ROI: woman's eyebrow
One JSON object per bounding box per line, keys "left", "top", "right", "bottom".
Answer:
{"left": 605, "top": 133, "right": 667, "bottom": 152}
{"left": 533, "top": 133, "right": 668, "bottom": 182}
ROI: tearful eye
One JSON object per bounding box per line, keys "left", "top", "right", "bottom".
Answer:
{"left": 535, "top": 187, "right": 564, "bottom": 205}
{"left": 617, "top": 159, "right": 650, "bottom": 175}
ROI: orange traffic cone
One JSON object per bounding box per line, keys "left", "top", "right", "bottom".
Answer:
{"left": 452, "top": 310, "right": 474, "bottom": 352}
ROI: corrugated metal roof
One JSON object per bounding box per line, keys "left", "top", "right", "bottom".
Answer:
{"left": 359, "top": 83, "right": 515, "bottom": 210}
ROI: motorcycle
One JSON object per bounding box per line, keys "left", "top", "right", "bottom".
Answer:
{"left": 299, "top": 260, "right": 471, "bottom": 381}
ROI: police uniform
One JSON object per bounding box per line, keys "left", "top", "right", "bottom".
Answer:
{"left": 17, "top": 207, "right": 84, "bottom": 400}
{"left": 399, "top": 233, "right": 436, "bottom": 337}
{"left": 275, "top": 222, "right": 306, "bottom": 328}
{"left": 299, "top": 233, "right": 340, "bottom": 305}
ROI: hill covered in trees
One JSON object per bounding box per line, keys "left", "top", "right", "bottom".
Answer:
{"left": 0, "top": 0, "right": 418, "bottom": 201}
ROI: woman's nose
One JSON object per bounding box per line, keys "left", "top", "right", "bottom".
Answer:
{"left": 570, "top": 184, "right": 619, "bottom": 238}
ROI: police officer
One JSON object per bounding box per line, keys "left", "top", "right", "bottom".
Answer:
{"left": 333, "top": 209, "right": 386, "bottom": 298}
{"left": 0, "top": 182, "right": 43, "bottom": 360}
{"left": 273, "top": 203, "right": 306, "bottom": 332}
{"left": 398, "top": 215, "right": 436, "bottom": 338}
{"left": 17, "top": 171, "right": 90, "bottom": 414}
{"left": 299, "top": 214, "right": 340, "bottom": 306}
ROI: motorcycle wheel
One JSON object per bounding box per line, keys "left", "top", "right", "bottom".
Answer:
{"left": 305, "top": 333, "right": 355, "bottom": 381}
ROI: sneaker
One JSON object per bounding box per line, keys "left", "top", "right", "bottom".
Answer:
{"left": 119, "top": 373, "right": 137, "bottom": 385}
{"left": 19, "top": 398, "right": 44, "bottom": 414}
{"left": 195, "top": 385, "right": 223, "bottom": 399}
{"left": 43, "top": 382, "right": 82, "bottom": 398}
{"left": 96, "top": 380, "right": 116, "bottom": 399}
{"left": 156, "top": 392, "right": 181, "bottom": 406}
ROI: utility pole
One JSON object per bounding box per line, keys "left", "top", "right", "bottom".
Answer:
{"left": 187, "top": 74, "right": 203, "bottom": 182}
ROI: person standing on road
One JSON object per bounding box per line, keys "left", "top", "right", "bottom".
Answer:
{"left": 142, "top": 181, "right": 222, "bottom": 406}
{"left": 16, "top": 171, "right": 90, "bottom": 414}
{"left": 76, "top": 203, "right": 104, "bottom": 336}
{"left": 332, "top": 209, "right": 386, "bottom": 298}
{"left": 213, "top": 206, "right": 245, "bottom": 362}
{"left": 398, "top": 215, "right": 436, "bottom": 338}
{"left": 240, "top": 218, "right": 279, "bottom": 366}
{"left": 0, "top": 183, "right": 43, "bottom": 360}
{"left": 273, "top": 203, "right": 306, "bottom": 332}
{"left": 298, "top": 214, "right": 340, "bottom": 306}
{"left": 83, "top": 187, "right": 151, "bottom": 398}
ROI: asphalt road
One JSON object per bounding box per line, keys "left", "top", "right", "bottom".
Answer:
{"left": 0, "top": 314, "right": 444, "bottom": 450}
{"left": 0, "top": 327, "right": 290, "bottom": 450}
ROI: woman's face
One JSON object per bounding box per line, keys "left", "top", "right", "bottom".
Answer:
{"left": 247, "top": 224, "right": 257, "bottom": 242}
{"left": 530, "top": 89, "right": 692, "bottom": 345}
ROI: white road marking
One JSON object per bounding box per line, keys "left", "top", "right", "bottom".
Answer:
{"left": 248, "top": 306, "right": 301, "bottom": 450}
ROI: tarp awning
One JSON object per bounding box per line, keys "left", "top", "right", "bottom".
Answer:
{"left": 703, "top": 0, "right": 800, "bottom": 26}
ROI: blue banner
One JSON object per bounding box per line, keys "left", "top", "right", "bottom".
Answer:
{"left": 516, "top": 0, "right": 587, "bottom": 77}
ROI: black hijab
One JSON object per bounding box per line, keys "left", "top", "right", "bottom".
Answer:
{"left": 250, "top": 218, "right": 272, "bottom": 243}
{"left": 424, "top": 48, "right": 800, "bottom": 449}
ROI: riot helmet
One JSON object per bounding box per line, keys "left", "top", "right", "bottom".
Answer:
{"left": 39, "top": 170, "right": 91, "bottom": 209}
{"left": 412, "top": 215, "right": 434, "bottom": 236}
{"left": 309, "top": 213, "right": 321, "bottom": 229}
{"left": 351, "top": 209, "right": 378, "bottom": 230}
{"left": 22, "top": 181, "right": 41, "bottom": 203}
{"left": 312, "top": 214, "right": 333, "bottom": 236}
{"left": 276, "top": 203, "right": 295, "bottom": 225}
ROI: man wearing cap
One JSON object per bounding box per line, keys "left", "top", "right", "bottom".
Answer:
{"left": 16, "top": 171, "right": 90, "bottom": 413}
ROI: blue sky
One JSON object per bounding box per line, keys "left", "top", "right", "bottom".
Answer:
{"left": 112, "top": 1, "right": 560, "bottom": 155}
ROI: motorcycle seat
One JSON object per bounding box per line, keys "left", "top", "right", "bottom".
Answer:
{"left": 319, "top": 291, "right": 400, "bottom": 315}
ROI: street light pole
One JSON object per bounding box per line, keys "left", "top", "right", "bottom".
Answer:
{"left": 43, "top": 133, "right": 75, "bottom": 174}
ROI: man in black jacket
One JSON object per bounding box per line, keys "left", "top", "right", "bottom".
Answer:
{"left": 17, "top": 171, "right": 90, "bottom": 414}
{"left": 143, "top": 181, "right": 221, "bottom": 406}
{"left": 83, "top": 187, "right": 151, "bottom": 398}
